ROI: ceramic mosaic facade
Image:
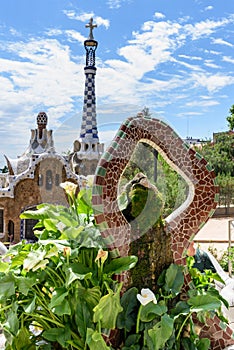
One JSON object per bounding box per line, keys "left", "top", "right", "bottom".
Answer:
{"left": 92, "top": 115, "right": 234, "bottom": 349}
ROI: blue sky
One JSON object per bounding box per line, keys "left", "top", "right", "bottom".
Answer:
{"left": 0, "top": 0, "right": 233, "bottom": 168}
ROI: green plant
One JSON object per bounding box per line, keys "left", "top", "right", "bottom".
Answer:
{"left": 0, "top": 182, "right": 228, "bottom": 349}
{"left": 0, "top": 182, "right": 137, "bottom": 349}
{"left": 218, "top": 246, "right": 234, "bottom": 272}
{"left": 116, "top": 261, "right": 227, "bottom": 350}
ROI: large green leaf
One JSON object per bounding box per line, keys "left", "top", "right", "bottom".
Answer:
{"left": 140, "top": 300, "right": 167, "bottom": 322}
{"left": 147, "top": 314, "right": 174, "bottom": 350}
{"left": 164, "top": 264, "right": 184, "bottom": 296}
{"left": 4, "top": 306, "right": 19, "bottom": 336}
{"left": 86, "top": 328, "right": 110, "bottom": 350}
{"left": 65, "top": 267, "right": 92, "bottom": 287}
{"left": 53, "top": 299, "right": 71, "bottom": 316}
{"left": 43, "top": 218, "right": 59, "bottom": 232}
{"left": 170, "top": 301, "right": 190, "bottom": 318}
{"left": 48, "top": 287, "right": 68, "bottom": 308}
{"left": 197, "top": 338, "right": 210, "bottom": 350}
{"left": 77, "top": 286, "right": 101, "bottom": 311}
{"left": 104, "top": 256, "right": 138, "bottom": 275}
{"left": 20, "top": 206, "right": 50, "bottom": 220}
{"left": 23, "top": 249, "right": 46, "bottom": 271}
{"left": 93, "top": 285, "right": 123, "bottom": 329}
{"left": 77, "top": 188, "right": 93, "bottom": 215}
{"left": 0, "top": 274, "right": 15, "bottom": 300}
{"left": 43, "top": 325, "right": 71, "bottom": 347}
{"left": 75, "top": 301, "right": 92, "bottom": 340}
{"left": 181, "top": 337, "right": 197, "bottom": 350}
{"left": 117, "top": 287, "right": 138, "bottom": 332}
{"left": 15, "top": 276, "right": 37, "bottom": 295}
{"left": 0, "top": 261, "right": 9, "bottom": 273}
{"left": 23, "top": 295, "right": 36, "bottom": 313}
{"left": 62, "top": 225, "right": 85, "bottom": 240}
{"left": 10, "top": 250, "right": 30, "bottom": 269}
{"left": 11, "top": 326, "right": 35, "bottom": 350}
{"left": 188, "top": 294, "right": 221, "bottom": 312}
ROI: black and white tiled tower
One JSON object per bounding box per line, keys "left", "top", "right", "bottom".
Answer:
{"left": 71, "top": 18, "right": 104, "bottom": 176}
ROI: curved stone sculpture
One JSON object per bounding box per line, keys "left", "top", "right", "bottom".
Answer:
{"left": 92, "top": 116, "right": 234, "bottom": 349}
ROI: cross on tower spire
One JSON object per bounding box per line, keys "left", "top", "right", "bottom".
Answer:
{"left": 85, "top": 18, "right": 97, "bottom": 40}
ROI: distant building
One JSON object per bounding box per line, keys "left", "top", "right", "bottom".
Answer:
{"left": 0, "top": 112, "right": 78, "bottom": 243}
{"left": 0, "top": 19, "right": 103, "bottom": 243}
{"left": 183, "top": 136, "right": 209, "bottom": 148}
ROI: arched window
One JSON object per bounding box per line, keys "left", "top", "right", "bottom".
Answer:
{"left": 46, "top": 170, "right": 53, "bottom": 190}
{"left": 8, "top": 220, "right": 14, "bottom": 242}
{"left": 24, "top": 218, "right": 38, "bottom": 242}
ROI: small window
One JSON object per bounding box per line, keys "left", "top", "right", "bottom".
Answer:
{"left": 0, "top": 209, "right": 3, "bottom": 233}
{"left": 46, "top": 170, "right": 53, "bottom": 190}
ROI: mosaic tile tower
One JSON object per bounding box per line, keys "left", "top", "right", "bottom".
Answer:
{"left": 92, "top": 115, "right": 234, "bottom": 349}
{"left": 71, "top": 18, "right": 104, "bottom": 176}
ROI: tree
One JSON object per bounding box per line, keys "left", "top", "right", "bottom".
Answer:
{"left": 195, "top": 133, "right": 234, "bottom": 210}
{"left": 227, "top": 104, "right": 234, "bottom": 130}
{"left": 196, "top": 134, "right": 234, "bottom": 177}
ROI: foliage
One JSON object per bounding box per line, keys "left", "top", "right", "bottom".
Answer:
{"left": 156, "top": 155, "right": 187, "bottom": 217}
{"left": 0, "top": 182, "right": 137, "bottom": 349}
{"left": 121, "top": 143, "right": 188, "bottom": 218}
{"left": 119, "top": 175, "right": 164, "bottom": 233}
{"left": 216, "top": 174, "right": 234, "bottom": 208}
{"left": 0, "top": 182, "right": 228, "bottom": 349}
{"left": 117, "top": 262, "right": 226, "bottom": 350}
{"left": 195, "top": 131, "right": 234, "bottom": 207}
{"left": 227, "top": 104, "right": 234, "bottom": 131}
{"left": 218, "top": 246, "right": 234, "bottom": 272}
{"left": 195, "top": 133, "right": 234, "bottom": 177}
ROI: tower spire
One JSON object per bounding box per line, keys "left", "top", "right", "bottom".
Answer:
{"left": 70, "top": 18, "right": 104, "bottom": 176}
{"left": 80, "top": 18, "right": 99, "bottom": 141}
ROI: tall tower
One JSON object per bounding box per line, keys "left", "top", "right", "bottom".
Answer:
{"left": 71, "top": 18, "right": 104, "bottom": 176}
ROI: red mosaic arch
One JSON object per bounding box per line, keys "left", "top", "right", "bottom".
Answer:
{"left": 92, "top": 116, "right": 234, "bottom": 349}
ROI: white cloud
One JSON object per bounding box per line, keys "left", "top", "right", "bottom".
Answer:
{"left": 0, "top": 38, "right": 84, "bottom": 138}
{"left": 106, "top": 0, "right": 128, "bottom": 9}
{"left": 223, "top": 56, "right": 234, "bottom": 64}
{"left": 178, "top": 54, "right": 202, "bottom": 61}
{"left": 204, "top": 60, "right": 219, "bottom": 69}
{"left": 184, "top": 17, "right": 231, "bottom": 40}
{"left": 173, "top": 57, "right": 203, "bottom": 71}
{"left": 154, "top": 12, "right": 165, "bottom": 19}
{"left": 212, "top": 38, "right": 233, "bottom": 47}
{"left": 192, "top": 72, "right": 234, "bottom": 92}
{"left": 65, "top": 30, "right": 86, "bottom": 44}
{"left": 204, "top": 6, "right": 213, "bottom": 11}
{"left": 64, "top": 11, "right": 110, "bottom": 29}
{"left": 186, "top": 100, "right": 219, "bottom": 107}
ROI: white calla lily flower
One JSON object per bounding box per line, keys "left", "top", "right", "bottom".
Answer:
{"left": 137, "top": 288, "right": 157, "bottom": 306}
